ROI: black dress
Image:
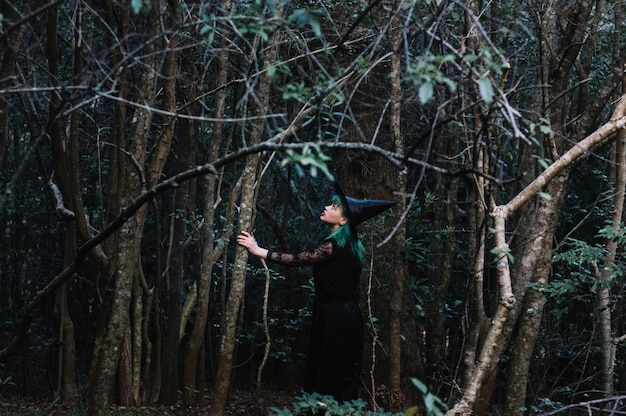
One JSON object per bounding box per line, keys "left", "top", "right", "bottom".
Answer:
{"left": 267, "top": 237, "right": 364, "bottom": 402}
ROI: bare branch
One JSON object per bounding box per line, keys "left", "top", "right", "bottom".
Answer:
{"left": 0, "top": 0, "right": 66, "bottom": 40}
{"left": 48, "top": 175, "right": 75, "bottom": 220}
{"left": 504, "top": 94, "right": 626, "bottom": 217}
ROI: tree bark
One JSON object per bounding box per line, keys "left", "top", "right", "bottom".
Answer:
{"left": 131, "top": 270, "right": 143, "bottom": 404}
{"left": 87, "top": 0, "right": 179, "bottom": 412}
{"left": 461, "top": 140, "right": 489, "bottom": 392}
{"left": 502, "top": 174, "right": 568, "bottom": 416}
{"left": 210, "top": 6, "right": 282, "bottom": 413}
{"left": 0, "top": 1, "right": 29, "bottom": 166}
{"left": 182, "top": 0, "right": 231, "bottom": 405}
{"left": 598, "top": 119, "right": 626, "bottom": 395}
{"left": 160, "top": 124, "right": 190, "bottom": 404}
{"left": 46, "top": 2, "right": 78, "bottom": 403}
{"left": 102, "top": 0, "right": 129, "bottom": 227}
{"left": 210, "top": 165, "right": 262, "bottom": 416}
{"left": 55, "top": 221, "right": 78, "bottom": 403}
{"left": 388, "top": 13, "right": 407, "bottom": 398}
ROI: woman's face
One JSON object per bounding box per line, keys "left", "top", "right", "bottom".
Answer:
{"left": 320, "top": 201, "right": 348, "bottom": 231}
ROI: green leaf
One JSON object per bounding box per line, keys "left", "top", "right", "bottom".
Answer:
{"left": 279, "top": 145, "right": 334, "bottom": 180}
{"left": 441, "top": 77, "right": 457, "bottom": 93}
{"left": 491, "top": 246, "right": 515, "bottom": 264}
{"left": 131, "top": 0, "right": 143, "bottom": 14}
{"left": 405, "top": 406, "right": 420, "bottom": 416}
{"left": 436, "top": 54, "right": 456, "bottom": 64}
{"left": 309, "top": 16, "right": 321, "bottom": 37}
{"left": 411, "top": 378, "right": 428, "bottom": 393}
{"left": 409, "top": 378, "right": 448, "bottom": 415}
{"left": 267, "top": 65, "right": 276, "bottom": 79}
{"left": 477, "top": 76, "right": 494, "bottom": 104}
{"left": 532, "top": 154, "right": 552, "bottom": 169}
{"left": 419, "top": 82, "right": 434, "bottom": 104}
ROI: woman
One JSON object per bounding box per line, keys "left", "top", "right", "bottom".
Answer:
{"left": 237, "top": 183, "right": 396, "bottom": 402}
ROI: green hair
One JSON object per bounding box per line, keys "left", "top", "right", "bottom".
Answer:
{"left": 326, "top": 194, "right": 365, "bottom": 263}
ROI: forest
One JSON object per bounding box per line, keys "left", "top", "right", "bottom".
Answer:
{"left": 0, "top": 0, "right": 626, "bottom": 415}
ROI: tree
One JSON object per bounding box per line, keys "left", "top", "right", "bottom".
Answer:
{"left": 209, "top": 3, "right": 282, "bottom": 413}
{"left": 45, "top": 1, "right": 78, "bottom": 403}
{"left": 499, "top": 1, "right": 626, "bottom": 414}
{"left": 450, "top": 93, "right": 626, "bottom": 414}
{"left": 387, "top": 13, "right": 408, "bottom": 401}
{"left": 86, "top": 0, "right": 181, "bottom": 412}
{"left": 595, "top": 121, "right": 625, "bottom": 396}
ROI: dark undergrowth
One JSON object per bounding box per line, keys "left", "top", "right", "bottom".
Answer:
{"left": 0, "top": 389, "right": 297, "bottom": 416}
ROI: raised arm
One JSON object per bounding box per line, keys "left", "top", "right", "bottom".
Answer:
{"left": 237, "top": 231, "right": 334, "bottom": 266}
{"left": 267, "top": 240, "right": 334, "bottom": 266}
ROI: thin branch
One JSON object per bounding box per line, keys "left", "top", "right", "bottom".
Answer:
{"left": 48, "top": 174, "right": 75, "bottom": 219}
{"left": 255, "top": 257, "right": 271, "bottom": 391}
{"left": 0, "top": 0, "right": 66, "bottom": 40}
{"left": 95, "top": 90, "right": 287, "bottom": 123}
{"left": 335, "top": 0, "right": 383, "bottom": 52}
{"left": 101, "top": 142, "right": 147, "bottom": 192}
{"left": 539, "top": 394, "right": 626, "bottom": 415}
{"left": 504, "top": 95, "right": 626, "bottom": 217}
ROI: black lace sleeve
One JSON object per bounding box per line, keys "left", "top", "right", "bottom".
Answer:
{"left": 266, "top": 240, "right": 334, "bottom": 266}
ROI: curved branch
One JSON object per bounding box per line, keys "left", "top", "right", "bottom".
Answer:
{"left": 504, "top": 95, "right": 626, "bottom": 217}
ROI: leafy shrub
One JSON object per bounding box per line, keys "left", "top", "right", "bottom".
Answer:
{"left": 270, "top": 379, "right": 447, "bottom": 416}
{"left": 269, "top": 392, "right": 403, "bottom": 415}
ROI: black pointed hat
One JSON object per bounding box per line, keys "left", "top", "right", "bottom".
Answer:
{"left": 334, "top": 182, "right": 397, "bottom": 228}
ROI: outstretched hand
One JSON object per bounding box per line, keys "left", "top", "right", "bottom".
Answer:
{"left": 237, "top": 231, "right": 269, "bottom": 259}
{"left": 237, "top": 231, "right": 258, "bottom": 252}
{"left": 237, "top": 231, "right": 268, "bottom": 259}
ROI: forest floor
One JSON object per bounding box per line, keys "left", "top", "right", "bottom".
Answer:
{"left": 0, "top": 389, "right": 299, "bottom": 415}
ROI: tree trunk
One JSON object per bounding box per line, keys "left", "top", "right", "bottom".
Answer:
{"left": 503, "top": 175, "right": 568, "bottom": 416}
{"left": 210, "top": 165, "right": 260, "bottom": 416}
{"left": 461, "top": 142, "right": 489, "bottom": 393}
{"left": 131, "top": 271, "right": 143, "bottom": 404}
{"left": 55, "top": 222, "right": 78, "bottom": 402}
{"left": 210, "top": 6, "right": 281, "bottom": 412}
{"left": 88, "top": 215, "right": 143, "bottom": 414}
{"left": 0, "top": 1, "right": 29, "bottom": 165}
{"left": 118, "top": 325, "right": 134, "bottom": 405}
{"left": 388, "top": 18, "right": 407, "bottom": 405}
{"left": 181, "top": 174, "right": 216, "bottom": 406}
{"left": 160, "top": 135, "right": 190, "bottom": 403}
{"left": 102, "top": 0, "right": 129, "bottom": 226}
{"left": 87, "top": 0, "right": 179, "bottom": 411}
{"left": 455, "top": 0, "right": 492, "bottom": 403}
{"left": 46, "top": 3, "right": 78, "bottom": 403}
{"left": 147, "top": 215, "right": 165, "bottom": 404}
{"left": 598, "top": 122, "right": 626, "bottom": 395}
{"left": 182, "top": 0, "right": 231, "bottom": 404}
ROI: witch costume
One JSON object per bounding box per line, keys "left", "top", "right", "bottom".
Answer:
{"left": 263, "top": 183, "right": 396, "bottom": 401}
